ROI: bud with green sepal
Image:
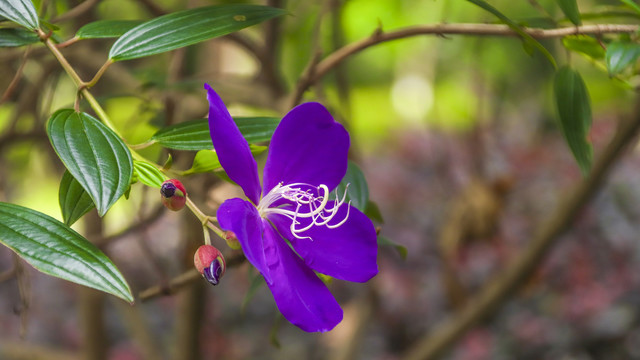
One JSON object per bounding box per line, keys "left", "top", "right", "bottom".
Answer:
{"left": 223, "top": 230, "right": 241, "bottom": 250}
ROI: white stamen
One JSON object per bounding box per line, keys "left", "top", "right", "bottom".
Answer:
{"left": 257, "top": 182, "right": 351, "bottom": 240}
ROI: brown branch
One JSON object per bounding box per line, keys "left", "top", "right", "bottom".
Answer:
{"left": 329, "top": 0, "right": 351, "bottom": 113}
{"left": 0, "top": 268, "right": 14, "bottom": 283}
{"left": 258, "top": 0, "right": 286, "bottom": 97}
{"left": 0, "top": 47, "right": 31, "bottom": 105}
{"left": 114, "top": 301, "right": 164, "bottom": 359}
{"left": 327, "top": 288, "right": 377, "bottom": 360}
{"left": 138, "top": 252, "right": 246, "bottom": 301}
{"left": 50, "top": 0, "right": 99, "bottom": 23}
{"left": 135, "top": 0, "right": 167, "bottom": 17}
{"left": 0, "top": 342, "right": 80, "bottom": 360}
{"left": 403, "top": 92, "right": 640, "bottom": 359}
{"left": 0, "top": 131, "right": 52, "bottom": 153}
{"left": 96, "top": 205, "right": 166, "bottom": 247}
{"left": 290, "top": 23, "right": 640, "bottom": 106}
{"left": 224, "top": 32, "right": 264, "bottom": 60}
{"left": 13, "top": 253, "right": 30, "bottom": 338}
{"left": 80, "top": 212, "right": 107, "bottom": 360}
{"left": 289, "top": 50, "right": 323, "bottom": 108}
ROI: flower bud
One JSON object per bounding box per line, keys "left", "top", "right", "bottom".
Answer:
{"left": 194, "top": 245, "right": 226, "bottom": 286}
{"left": 223, "top": 230, "right": 241, "bottom": 250}
{"left": 160, "top": 179, "right": 187, "bottom": 211}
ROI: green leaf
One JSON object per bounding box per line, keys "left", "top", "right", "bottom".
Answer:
{"left": 0, "top": 0, "right": 39, "bottom": 30}
{"left": 76, "top": 20, "right": 145, "bottom": 39}
{"left": 621, "top": 0, "right": 640, "bottom": 15}
{"left": 562, "top": 35, "right": 605, "bottom": 59}
{"left": 364, "top": 200, "right": 384, "bottom": 223}
{"left": 151, "top": 119, "right": 212, "bottom": 151}
{"left": 150, "top": 117, "right": 279, "bottom": 151}
{"left": 162, "top": 154, "right": 173, "bottom": 170}
{"left": 605, "top": 41, "right": 640, "bottom": 76}
{"left": 554, "top": 66, "right": 593, "bottom": 176}
{"left": 466, "top": 0, "right": 556, "bottom": 68}
{"left": 133, "top": 160, "right": 167, "bottom": 188}
{"left": 109, "top": 5, "right": 287, "bottom": 61}
{"left": 241, "top": 270, "right": 265, "bottom": 313}
{"left": 336, "top": 161, "right": 369, "bottom": 211}
{"left": 378, "top": 235, "right": 407, "bottom": 260}
{"left": 47, "top": 110, "right": 133, "bottom": 216}
{"left": 269, "top": 314, "right": 283, "bottom": 349}
{"left": 59, "top": 171, "right": 95, "bottom": 226}
{"left": 0, "top": 202, "right": 133, "bottom": 302}
{"left": 185, "top": 145, "right": 267, "bottom": 175}
{"left": 189, "top": 150, "right": 221, "bottom": 174}
{"left": 0, "top": 27, "right": 38, "bottom": 47}
{"left": 235, "top": 117, "right": 281, "bottom": 144}
{"left": 556, "top": 0, "right": 582, "bottom": 25}
{"left": 213, "top": 169, "right": 234, "bottom": 184}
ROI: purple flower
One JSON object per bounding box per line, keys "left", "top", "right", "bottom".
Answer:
{"left": 205, "top": 84, "right": 378, "bottom": 332}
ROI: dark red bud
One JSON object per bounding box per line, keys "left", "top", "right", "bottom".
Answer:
{"left": 194, "top": 245, "right": 226, "bottom": 286}
{"left": 161, "top": 179, "right": 187, "bottom": 211}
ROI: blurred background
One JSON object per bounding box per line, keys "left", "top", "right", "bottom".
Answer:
{"left": 2, "top": 0, "right": 640, "bottom": 359}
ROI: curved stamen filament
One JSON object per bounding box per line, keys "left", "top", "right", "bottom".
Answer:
{"left": 257, "top": 182, "right": 351, "bottom": 240}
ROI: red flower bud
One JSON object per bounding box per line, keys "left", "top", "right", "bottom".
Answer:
{"left": 160, "top": 179, "right": 187, "bottom": 211}
{"left": 194, "top": 245, "right": 226, "bottom": 286}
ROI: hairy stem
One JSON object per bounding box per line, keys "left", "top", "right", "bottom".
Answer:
{"left": 186, "top": 197, "right": 224, "bottom": 239}
{"left": 40, "top": 29, "right": 228, "bottom": 249}
{"left": 83, "top": 59, "right": 115, "bottom": 89}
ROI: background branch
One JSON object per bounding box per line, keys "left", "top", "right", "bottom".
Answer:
{"left": 97, "top": 205, "right": 166, "bottom": 247}
{"left": 403, "top": 92, "right": 640, "bottom": 360}
{"left": 139, "top": 252, "right": 246, "bottom": 301}
{"left": 50, "top": 0, "right": 98, "bottom": 23}
{"left": 291, "top": 23, "right": 639, "bottom": 105}
{"left": 0, "top": 47, "right": 31, "bottom": 105}
{"left": 0, "top": 342, "right": 80, "bottom": 360}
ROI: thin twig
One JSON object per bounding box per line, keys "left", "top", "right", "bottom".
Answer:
{"left": 527, "top": 0, "right": 557, "bottom": 24}
{"left": 97, "top": 205, "right": 166, "bottom": 247}
{"left": 0, "top": 268, "right": 15, "bottom": 283}
{"left": 139, "top": 252, "right": 245, "bottom": 301}
{"left": 186, "top": 197, "right": 225, "bottom": 239}
{"left": 114, "top": 301, "right": 164, "bottom": 359}
{"left": 0, "top": 131, "right": 48, "bottom": 153}
{"left": 56, "top": 36, "right": 79, "bottom": 49}
{"left": 329, "top": 0, "right": 351, "bottom": 113}
{"left": 225, "top": 32, "right": 265, "bottom": 61}
{"left": 290, "top": 23, "right": 640, "bottom": 105}
{"left": 135, "top": 0, "right": 167, "bottom": 17}
{"left": 50, "top": 0, "right": 99, "bottom": 23}
{"left": 403, "top": 92, "right": 640, "bottom": 360}
{"left": 82, "top": 59, "right": 114, "bottom": 89}
{"left": 0, "top": 47, "right": 31, "bottom": 105}
{"left": 289, "top": 51, "right": 323, "bottom": 108}
{"left": 259, "top": 0, "right": 286, "bottom": 97}
{"left": 80, "top": 212, "right": 107, "bottom": 360}
{"left": 13, "top": 253, "right": 29, "bottom": 339}
{"left": 0, "top": 342, "right": 80, "bottom": 360}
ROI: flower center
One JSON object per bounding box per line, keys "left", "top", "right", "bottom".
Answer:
{"left": 257, "top": 182, "right": 350, "bottom": 240}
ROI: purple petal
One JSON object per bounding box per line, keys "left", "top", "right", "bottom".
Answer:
{"left": 206, "top": 84, "right": 261, "bottom": 204}
{"left": 216, "top": 198, "right": 270, "bottom": 283}
{"left": 270, "top": 204, "right": 378, "bottom": 283}
{"left": 262, "top": 103, "right": 349, "bottom": 194}
{"left": 262, "top": 221, "right": 343, "bottom": 332}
